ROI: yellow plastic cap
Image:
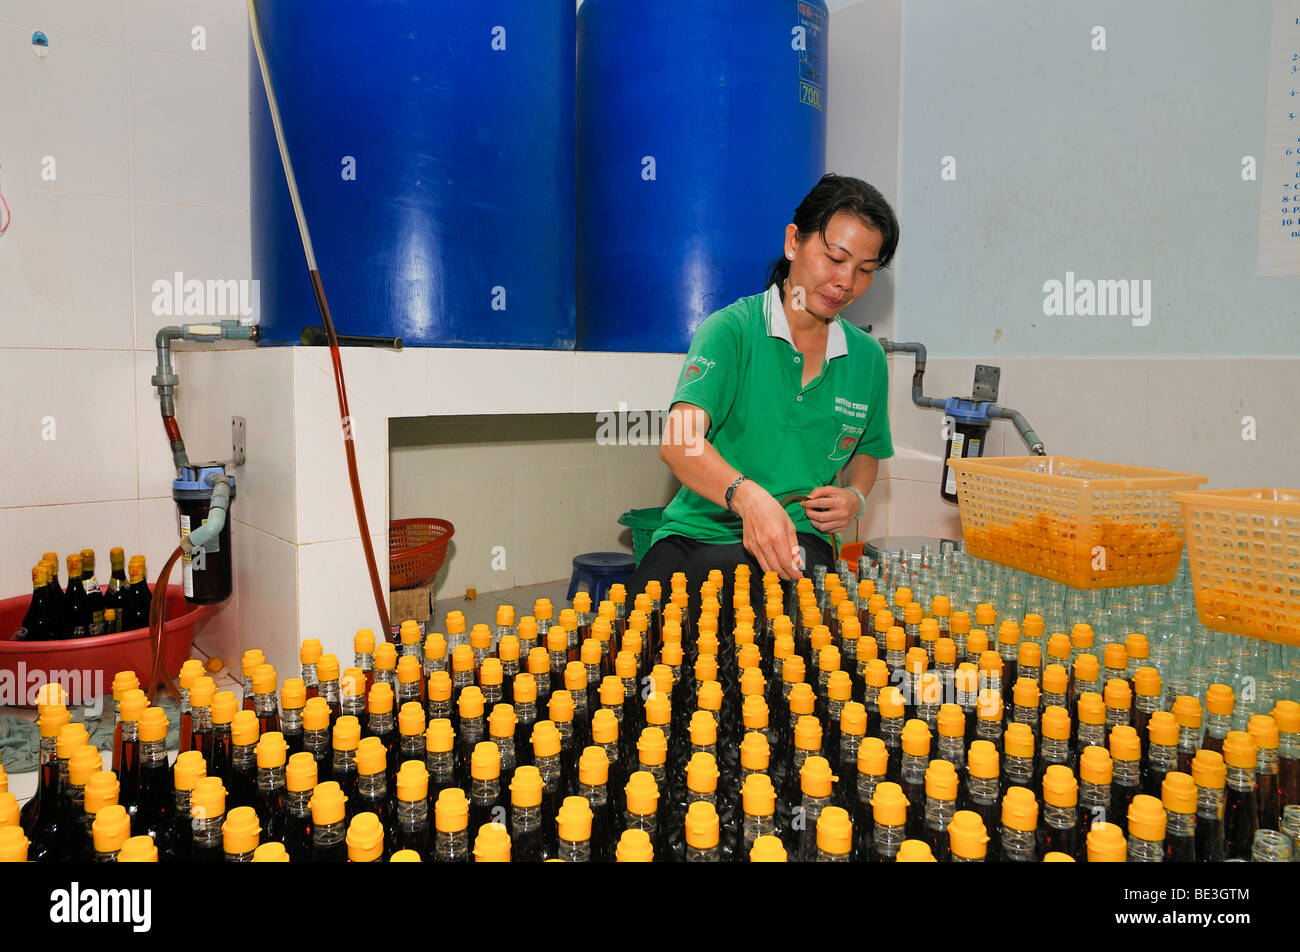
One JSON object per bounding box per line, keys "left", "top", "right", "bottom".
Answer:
{"left": 742, "top": 773, "right": 776, "bottom": 816}
{"left": 374, "top": 642, "right": 398, "bottom": 671}
{"left": 397, "top": 655, "right": 422, "bottom": 686}
{"left": 1041, "top": 705, "right": 1071, "bottom": 741}
{"left": 56, "top": 723, "right": 89, "bottom": 760}
{"left": 1042, "top": 664, "right": 1068, "bottom": 696}
{"left": 548, "top": 689, "right": 575, "bottom": 725}
{"left": 1000, "top": 786, "right": 1038, "bottom": 832}
{"left": 739, "top": 667, "right": 766, "bottom": 699}
{"left": 305, "top": 780, "right": 344, "bottom": 825}
{"left": 470, "top": 741, "right": 501, "bottom": 781}
{"left": 299, "top": 639, "right": 322, "bottom": 665}
{"left": 878, "top": 686, "right": 905, "bottom": 720}
{"left": 815, "top": 805, "right": 852, "bottom": 855}
{"left": 399, "top": 702, "right": 426, "bottom": 738}
{"left": 841, "top": 701, "right": 868, "bottom": 736}
{"left": 508, "top": 765, "right": 543, "bottom": 808}
{"left": 689, "top": 710, "right": 717, "bottom": 748}
{"left": 935, "top": 639, "right": 957, "bottom": 665}
{"left": 1076, "top": 692, "right": 1105, "bottom": 726}
{"left": 346, "top": 811, "right": 384, "bottom": 862}
{"left": 399, "top": 619, "right": 423, "bottom": 646}
{"left": 799, "top": 755, "right": 835, "bottom": 798}
{"left": 858, "top": 736, "right": 889, "bottom": 776}
{"left": 617, "top": 828, "right": 654, "bottom": 862}
{"left": 316, "top": 654, "right": 340, "bottom": 682}
{"left": 488, "top": 704, "right": 517, "bottom": 740}
{"left": 578, "top": 746, "right": 609, "bottom": 787}
{"left": 1043, "top": 852, "right": 1076, "bottom": 862}
{"left": 301, "top": 697, "right": 331, "bottom": 733}
{"left": 119, "top": 689, "right": 148, "bottom": 723}
{"left": 740, "top": 731, "right": 770, "bottom": 771}
{"left": 1042, "top": 764, "right": 1079, "bottom": 807}
{"left": 1270, "top": 699, "right": 1300, "bottom": 732}
{"left": 683, "top": 800, "right": 720, "bottom": 850}
{"left": 1109, "top": 725, "right": 1139, "bottom": 762}
{"left": 742, "top": 696, "right": 769, "bottom": 732}
{"left": 1161, "top": 771, "right": 1196, "bottom": 815}
{"left": 1147, "top": 711, "right": 1179, "bottom": 747}
{"left": 1104, "top": 678, "right": 1132, "bottom": 712}
{"left": 179, "top": 659, "right": 207, "bottom": 690}
{"left": 68, "top": 746, "right": 105, "bottom": 786}
{"left": 967, "top": 740, "right": 999, "bottom": 780}
{"left": 794, "top": 715, "right": 823, "bottom": 753}
{"left": 84, "top": 771, "right": 121, "bottom": 814}
{"left": 211, "top": 691, "right": 238, "bottom": 725}
{"left": 1172, "top": 695, "right": 1203, "bottom": 728}
{"left": 976, "top": 689, "right": 1003, "bottom": 722}
{"left": 1078, "top": 746, "right": 1113, "bottom": 785}
{"left": 934, "top": 704, "right": 963, "bottom": 739}
{"left": 637, "top": 727, "right": 668, "bottom": 767}
{"left": 1133, "top": 666, "right": 1162, "bottom": 698}
{"left": 353, "top": 629, "right": 376, "bottom": 654}
{"left": 174, "top": 750, "right": 208, "bottom": 791}
{"left": 870, "top": 781, "right": 909, "bottom": 826}
{"left": 1073, "top": 654, "right": 1099, "bottom": 684}
{"left": 425, "top": 670, "right": 452, "bottom": 704}
{"left": 424, "top": 633, "right": 448, "bottom": 661}
{"left": 189, "top": 776, "right": 227, "bottom": 822}
{"left": 591, "top": 708, "right": 619, "bottom": 745}
{"left": 1205, "top": 683, "right": 1235, "bottom": 716}
{"left": 231, "top": 710, "right": 259, "bottom": 747}
{"left": 222, "top": 805, "right": 262, "bottom": 855}
{"left": 1102, "top": 644, "right": 1127, "bottom": 672}
{"left": 433, "top": 787, "right": 469, "bottom": 833}
{"left": 697, "top": 680, "right": 723, "bottom": 712}
{"left": 750, "top": 835, "right": 788, "bottom": 862}
{"left": 624, "top": 771, "right": 660, "bottom": 816}
{"left": 531, "top": 721, "right": 561, "bottom": 758}
{"left": 251, "top": 663, "right": 277, "bottom": 696}
{"left": 38, "top": 707, "right": 70, "bottom": 740}
{"left": 1017, "top": 642, "right": 1041, "bottom": 668}
{"left": 558, "top": 795, "right": 594, "bottom": 843}
{"left": 276, "top": 678, "right": 305, "bottom": 711}
{"left": 118, "top": 835, "right": 159, "bottom": 863}
{"left": 1247, "top": 715, "right": 1279, "bottom": 750}
{"left": 925, "top": 759, "right": 958, "bottom": 801}
{"left": 252, "top": 842, "right": 290, "bottom": 863}
{"left": 901, "top": 719, "right": 932, "bottom": 757}
{"left": 1191, "top": 750, "right": 1225, "bottom": 789}
{"left": 896, "top": 840, "right": 937, "bottom": 862}
{"left": 1086, "top": 822, "right": 1127, "bottom": 862}
{"left": 355, "top": 736, "right": 387, "bottom": 776}
{"left": 1004, "top": 722, "right": 1035, "bottom": 759}
{"left": 1127, "top": 794, "right": 1166, "bottom": 842}
{"left": 885, "top": 627, "right": 906, "bottom": 652}
{"left": 1221, "top": 731, "right": 1257, "bottom": 770}
{"left": 332, "top": 716, "right": 361, "bottom": 752}
{"left": 470, "top": 624, "right": 493, "bottom": 652}
{"left": 285, "top": 751, "right": 317, "bottom": 793}
{"left": 966, "top": 631, "right": 988, "bottom": 656}
{"left": 1013, "top": 678, "right": 1040, "bottom": 710}
{"left": 458, "top": 686, "right": 485, "bottom": 720}
{"left": 948, "top": 810, "right": 989, "bottom": 860}
{"left": 255, "top": 731, "right": 288, "bottom": 770}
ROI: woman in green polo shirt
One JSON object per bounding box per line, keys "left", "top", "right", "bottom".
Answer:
{"left": 626, "top": 174, "right": 898, "bottom": 607}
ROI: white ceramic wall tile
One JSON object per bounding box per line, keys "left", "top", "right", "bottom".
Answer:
{"left": 138, "top": 494, "right": 181, "bottom": 579}
{"left": 293, "top": 350, "right": 387, "bottom": 545}
{"left": 0, "top": 23, "right": 129, "bottom": 195}
{"left": 1143, "top": 358, "right": 1300, "bottom": 489}
{"left": 0, "top": 500, "right": 139, "bottom": 601}
{"left": 0, "top": 0, "right": 127, "bottom": 43}
{"left": 886, "top": 476, "right": 964, "bottom": 542}
{"left": 126, "top": 0, "right": 246, "bottom": 67}
{"left": 0, "top": 188, "right": 133, "bottom": 349}
{"left": 131, "top": 201, "right": 253, "bottom": 349}
{"left": 190, "top": 596, "right": 238, "bottom": 679}
{"left": 427, "top": 350, "right": 575, "bottom": 415}
{"left": 0, "top": 349, "right": 138, "bottom": 508}
{"left": 233, "top": 520, "right": 298, "bottom": 680}
{"left": 573, "top": 352, "right": 683, "bottom": 414}
{"left": 296, "top": 533, "right": 388, "bottom": 664}
{"left": 128, "top": 48, "right": 249, "bottom": 210}
{"left": 296, "top": 346, "right": 427, "bottom": 420}
{"left": 227, "top": 347, "right": 296, "bottom": 542}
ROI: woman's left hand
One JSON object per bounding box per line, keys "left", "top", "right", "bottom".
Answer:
{"left": 801, "top": 486, "right": 862, "bottom": 535}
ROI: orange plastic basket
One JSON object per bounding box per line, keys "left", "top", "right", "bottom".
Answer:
{"left": 1173, "top": 488, "right": 1300, "bottom": 646}
{"left": 946, "top": 456, "right": 1207, "bottom": 589}
{"left": 389, "top": 518, "right": 454, "bottom": 590}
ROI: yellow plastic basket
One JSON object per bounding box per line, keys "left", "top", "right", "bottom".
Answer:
{"left": 1173, "top": 488, "right": 1300, "bottom": 646}
{"left": 946, "top": 456, "right": 1207, "bottom": 589}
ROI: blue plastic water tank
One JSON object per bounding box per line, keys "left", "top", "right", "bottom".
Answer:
{"left": 576, "top": 0, "right": 829, "bottom": 353}
{"left": 250, "top": 1, "right": 576, "bottom": 349}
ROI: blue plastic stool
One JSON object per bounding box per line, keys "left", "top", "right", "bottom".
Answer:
{"left": 565, "top": 551, "right": 636, "bottom": 604}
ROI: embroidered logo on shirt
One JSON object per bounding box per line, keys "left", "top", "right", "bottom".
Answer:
{"left": 682, "top": 355, "right": 716, "bottom": 384}
{"left": 828, "top": 423, "right": 864, "bottom": 461}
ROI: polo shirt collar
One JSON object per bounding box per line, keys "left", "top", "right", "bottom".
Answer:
{"left": 764, "top": 283, "right": 848, "bottom": 360}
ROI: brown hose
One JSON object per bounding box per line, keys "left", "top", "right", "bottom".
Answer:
{"left": 146, "top": 545, "right": 185, "bottom": 703}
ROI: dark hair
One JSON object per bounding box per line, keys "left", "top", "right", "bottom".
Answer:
{"left": 766, "top": 173, "right": 900, "bottom": 292}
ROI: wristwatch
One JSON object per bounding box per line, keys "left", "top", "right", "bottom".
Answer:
{"left": 725, "top": 475, "right": 750, "bottom": 513}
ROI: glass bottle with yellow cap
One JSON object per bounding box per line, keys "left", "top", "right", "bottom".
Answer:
{"left": 367, "top": 683, "right": 397, "bottom": 779}
{"left": 455, "top": 686, "right": 487, "bottom": 788}
{"left": 308, "top": 780, "right": 347, "bottom": 862}
{"left": 240, "top": 649, "right": 265, "bottom": 713}
{"left": 280, "top": 677, "right": 307, "bottom": 757}
{"left": 426, "top": 670, "right": 453, "bottom": 737}
{"left": 1142, "top": 710, "right": 1179, "bottom": 800}
{"left": 468, "top": 740, "right": 505, "bottom": 836}
{"left": 347, "top": 811, "right": 384, "bottom": 863}
{"left": 1109, "top": 725, "right": 1141, "bottom": 835}
{"left": 301, "top": 696, "right": 333, "bottom": 781}
{"left": 814, "top": 804, "right": 852, "bottom": 861}
{"left": 397, "top": 701, "right": 426, "bottom": 771}
{"left": 1017, "top": 639, "right": 1041, "bottom": 688}
{"left": 392, "top": 760, "right": 430, "bottom": 860}
{"left": 209, "top": 689, "right": 239, "bottom": 783}
{"left": 190, "top": 775, "right": 227, "bottom": 864}
{"left": 1171, "top": 694, "right": 1203, "bottom": 775}
{"left": 563, "top": 661, "right": 592, "bottom": 754}
{"left": 1001, "top": 722, "right": 1035, "bottom": 801}
{"left": 157, "top": 748, "right": 203, "bottom": 863}
{"left": 947, "top": 809, "right": 989, "bottom": 862}
{"left": 558, "top": 795, "right": 595, "bottom": 862}
{"left": 1221, "top": 730, "right": 1258, "bottom": 860}
{"left": 250, "top": 663, "right": 279, "bottom": 736}
{"left": 508, "top": 765, "right": 546, "bottom": 862}
{"left": 1039, "top": 763, "right": 1080, "bottom": 860}
{"left": 1040, "top": 661, "right": 1068, "bottom": 721}
{"left": 740, "top": 772, "right": 777, "bottom": 859}
{"left": 353, "top": 629, "right": 376, "bottom": 697}
{"left": 974, "top": 688, "right": 1003, "bottom": 754}
{"left": 396, "top": 656, "right": 424, "bottom": 722}
{"left": 228, "top": 709, "right": 260, "bottom": 810}
{"left": 433, "top": 787, "right": 472, "bottom": 862}
{"left": 423, "top": 631, "right": 448, "bottom": 683}
{"left": 316, "top": 654, "right": 343, "bottom": 725}
{"left": 1071, "top": 654, "right": 1101, "bottom": 721}
{"left": 899, "top": 719, "right": 931, "bottom": 837}
{"left": 1161, "top": 771, "right": 1196, "bottom": 862}
{"left": 923, "top": 759, "right": 959, "bottom": 861}
{"left": 517, "top": 616, "right": 539, "bottom": 661}
{"left": 20, "top": 704, "right": 67, "bottom": 856}
{"left": 92, "top": 803, "right": 131, "bottom": 862}
{"left": 283, "top": 751, "right": 316, "bottom": 863}
{"left": 1202, "top": 684, "right": 1234, "bottom": 755}
{"left": 63, "top": 751, "right": 110, "bottom": 862}
{"left": 222, "top": 804, "right": 261, "bottom": 862}
{"left": 134, "top": 707, "right": 173, "bottom": 843}
{"left": 963, "top": 740, "right": 1000, "bottom": 855}
{"left": 549, "top": 689, "right": 580, "bottom": 792}
{"left": 1273, "top": 699, "right": 1299, "bottom": 808}
{"left": 1132, "top": 666, "right": 1162, "bottom": 760}
{"left": 1085, "top": 821, "right": 1126, "bottom": 862}
{"left": 1192, "top": 748, "right": 1227, "bottom": 863}
{"left": 176, "top": 658, "right": 205, "bottom": 755}
{"left": 591, "top": 709, "right": 624, "bottom": 818}
{"left": 623, "top": 770, "right": 665, "bottom": 862}
{"left": 574, "top": 746, "right": 615, "bottom": 861}
{"left": 299, "top": 638, "right": 322, "bottom": 701}
{"left": 1247, "top": 714, "right": 1280, "bottom": 831}
{"left": 116, "top": 688, "right": 147, "bottom": 815}
{"left": 330, "top": 715, "right": 361, "bottom": 810}
{"left": 355, "top": 735, "right": 393, "bottom": 838}
{"left": 869, "top": 780, "right": 908, "bottom": 862}
{"left": 1082, "top": 747, "right": 1118, "bottom": 836}
{"left": 118, "top": 834, "right": 159, "bottom": 863}
{"left": 999, "top": 786, "right": 1038, "bottom": 862}
{"left": 1125, "top": 794, "right": 1164, "bottom": 862}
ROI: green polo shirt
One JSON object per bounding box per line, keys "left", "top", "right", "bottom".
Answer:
{"left": 652, "top": 283, "right": 894, "bottom": 547}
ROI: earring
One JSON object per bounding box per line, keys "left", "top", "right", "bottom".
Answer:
{"left": 786, "top": 252, "right": 793, "bottom": 259}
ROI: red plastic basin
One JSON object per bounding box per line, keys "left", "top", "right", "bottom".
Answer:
{"left": 0, "top": 586, "right": 214, "bottom": 707}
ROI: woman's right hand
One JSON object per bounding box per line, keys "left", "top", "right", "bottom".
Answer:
{"left": 733, "top": 480, "right": 802, "bottom": 581}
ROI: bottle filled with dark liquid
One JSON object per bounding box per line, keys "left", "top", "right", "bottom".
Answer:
{"left": 346, "top": 811, "right": 384, "bottom": 863}
{"left": 1202, "top": 684, "right": 1234, "bottom": 755}
{"left": 1192, "top": 749, "right": 1227, "bottom": 863}
{"left": 1247, "top": 715, "right": 1281, "bottom": 832}
{"left": 434, "top": 787, "right": 471, "bottom": 862}
{"left": 947, "top": 809, "right": 989, "bottom": 862}
{"left": 189, "top": 776, "right": 227, "bottom": 863}
{"left": 1173, "top": 695, "right": 1203, "bottom": 774}
{"left": 1161, "top": 771, "right": 1197, "bottom": 862}
{"left": 209, "top": 691, "right": 239, "bottom": 783}
{"left": 393, "top": 760, "right": 431, "bottom": 860}
{"left": 1125, "top": 794, "right": 1166, "bottom": 862}
{"left": 222, "top": 805, "right": 261, "bottom": 862}
{"left": 165, "top": 751, "right": 207, "bottom": 863}
{"left": 134, "top": 707, "right": 174, "bottom": 846}
{"left": 283, "top": 751, "right": 317, "bottom": 863}
{"left": 253, "top": 731, "right": 289, "bottom": 846}
{"left": 1221, "top": 730, "right": 1258, "bottom": 860}
{"left": 923, "top": 759, "right": 959, "bottom": 861}
{"left": 1039, "top": 764, "right": 1081, "bottom": 860}
{"left": 1274, "top": 700, "right": 1300, "bottom": 808}
{"left": 309, "top": 780, "right": 348, "bottom": 862}
{"left": 228, "top": 710, "right": 260, "bottom": 810}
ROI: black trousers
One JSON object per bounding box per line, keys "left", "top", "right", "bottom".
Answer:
{"left": 625, "top": 532, "right": 835, "bottom": 633}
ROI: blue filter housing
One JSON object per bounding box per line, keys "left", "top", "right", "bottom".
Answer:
{"left": 576, "top": 0, "right": 829, "bottom": 352}
{"left": 250, "top": 0, "right": 576, "bottom": 348}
